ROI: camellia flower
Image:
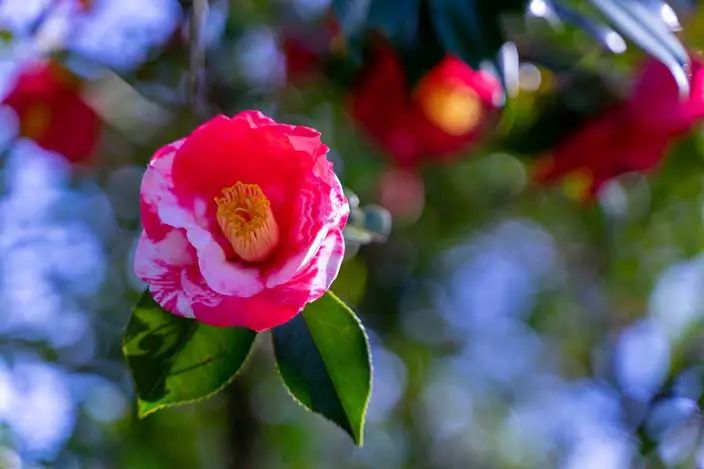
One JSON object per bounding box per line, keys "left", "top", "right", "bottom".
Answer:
{"left": 348, "top": 39, "right": 503, "bottom": 167}
{"left": 2, "top": 61, "right": 100, "bottom": 164}
{"left": 534, "top": 54, "right": 704, "bottom": 201}
{"left": 134, "top": 111, "right": 349, "bottom": 331}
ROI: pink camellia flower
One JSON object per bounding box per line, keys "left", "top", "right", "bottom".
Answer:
{"left": 134, "top": 111, "right": 349, "bottom": 331}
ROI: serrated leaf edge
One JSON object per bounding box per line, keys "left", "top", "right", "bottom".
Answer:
{"left": 270, "top": 291, "right": 373, "bottom": 446}
{"left": 305, "top": 291, "right": 373, "bottom": 445}
{"left": 121, "top": 291, "right": 260, "bottom": 419}
{"left": 135, "top": 334, "right": 258, "bottom": 419}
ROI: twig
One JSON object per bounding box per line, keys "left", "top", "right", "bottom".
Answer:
{"left": 187, "top": 0, "right": 210, "bottom": 121}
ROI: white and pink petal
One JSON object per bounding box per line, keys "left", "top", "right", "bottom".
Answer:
{"left": 291, "top": 228, "right": 346, "bottom": 303}
{"left": 266, "top": 171, "right": 349, "bottom": 288}
{"left": 196, "top": 239, "right": 264, "bottom": 298}
{"left": 134, "top": 228, "right": 197, "bottom": 319}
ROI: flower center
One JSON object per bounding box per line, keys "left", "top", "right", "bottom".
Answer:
{"left": 418, "top": 83, "right": 483, "bottom": 136}
{"left": 214, "top": 182, "right": 280, "bottom": 262}
{"left": 20, "top": 103, "right": 51, "bottom": 140}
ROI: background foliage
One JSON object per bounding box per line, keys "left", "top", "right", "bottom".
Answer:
{"left": 1, "top": 0, "right": 704, "bottom": 468}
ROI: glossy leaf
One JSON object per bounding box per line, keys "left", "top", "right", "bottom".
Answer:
{"left": 123, "top": 291, "right": 257, "bottom": 418}
{"left": 622, "top": 0, "right": 686, "bottom": 61}
{"left": 588, "top": 0, "right": 690, "bottom": 97}
{"left": 498, "top": 41, "right": 520, "bottom": 99}
{"left": 551, "top": 2, "right": 627, "bottom": 53}
{"left": 272, "top": 292, "right": 372, "bottom": 445}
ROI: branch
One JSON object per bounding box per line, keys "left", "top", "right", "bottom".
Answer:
{"left": 187, "top": 0, "right": 210, "bottom": 121}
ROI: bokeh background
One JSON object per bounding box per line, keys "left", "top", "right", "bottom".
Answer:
{"left": 2, "top": 0, "right": 704, "bottom": 468}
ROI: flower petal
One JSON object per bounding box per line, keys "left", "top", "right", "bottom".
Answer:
{"left": 135, "top": 225, "right": 272, "bottom": 327}
{"left": 266, "top": 170, "right": 348, "bottom": 287}
{"left": 134, "top": 228, "right": 198, "bottom": 319}
{"left": 629, "top": 55, "right": 704, "bottom": 135}
{"left": 141, "top": 138, "right": 263, "bottom": 297}
{"left": 192, "top": 294, "right": 303, "bottom": 331}
{"left": 296, "top": 228, "right": 346, "bottom": 302}
{"left": 195, "top": 234, "right": 264, "bottom": 297}
{"left": 239, "top": 110, "right": 278, "bottom": 127}
{"left": 139, "top": 139, "right": 185, "bottom": 240}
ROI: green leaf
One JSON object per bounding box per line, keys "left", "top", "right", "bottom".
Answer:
{"left": 551, "top": 2, "right": 626, "bottom": 53}
{"left": 587, "top": 0, "right": 690, "bottom": 97}
{"left": 272, "top": 291, "right": 372, "bottom": 445}
{"left": 123, "top": 291, "right": 257, "bottom": 418}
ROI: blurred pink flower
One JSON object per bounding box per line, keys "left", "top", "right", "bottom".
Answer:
{"left": 134, "top": 111, "right": 349, "bottom": 331}
{"left": 348, "top": 38, "right": 502, "bottom": 168}
{"left": 534, "top": 54, "right": 704, "bottom": 201}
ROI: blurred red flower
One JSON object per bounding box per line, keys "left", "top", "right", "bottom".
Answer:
{"left": 348, "top": 40, "right": 503, "bottom": 167}
{"left": 3, "top": 61, "right": 100, "bottom": 164}
{"left": 534, "top": 54, "right": 704, "bottom": 201}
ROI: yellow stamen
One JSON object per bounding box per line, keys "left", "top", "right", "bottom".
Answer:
{"left": 20, "top": 103, "right": 51, "bottom": 140}
{"left": 417, "top": 83, "right": 483, "bottom": 136}
{"left": 214, "top": 182, "right": 279, "bottom": 263}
